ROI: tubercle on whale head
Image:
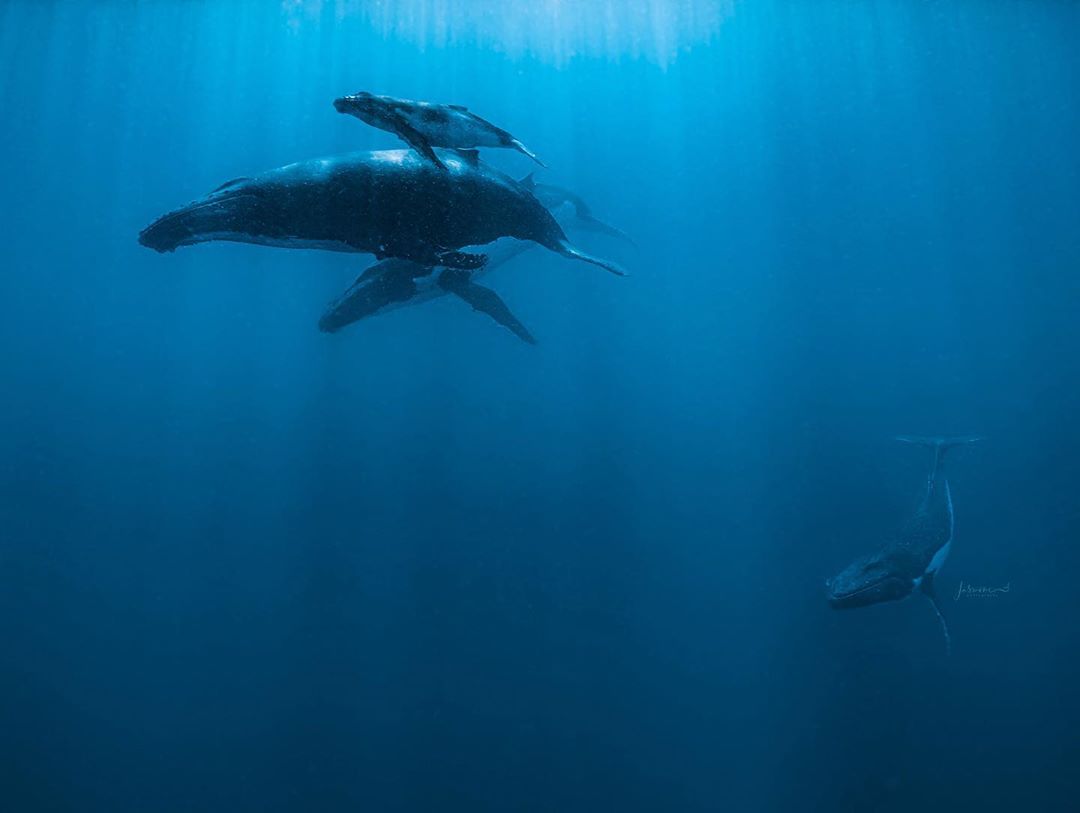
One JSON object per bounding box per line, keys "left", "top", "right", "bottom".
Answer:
{"left": 138, "top": 189, "right": 270, "bottom": 254}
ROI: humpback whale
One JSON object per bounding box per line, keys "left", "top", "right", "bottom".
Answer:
{"left": 826, "top": 436, "right": 980, "bottom": 653}
{"left": 138, "top": 149, "right": 622, "bottom": 277}
{"left": 333, "top": 92, "right": 544, "bottom": 170}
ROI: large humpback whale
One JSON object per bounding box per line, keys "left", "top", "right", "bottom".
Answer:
{"left": 138, "top": 149, "right": 622, "bottom": 276}
{"left": 826, "top": 436, "right": 980, "bottom": 653}
{"left": 333, "top": 92, "right": 544, "bottom": 170}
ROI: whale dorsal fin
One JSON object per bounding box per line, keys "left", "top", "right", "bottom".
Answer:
{"left": 454, "top": 148, "right": 480, "bottom": 166}
{"left": 448, "top": 104, "right": 468, "bottom": 111}
{"left": 211, "top": 177, "right": 251, "bottom": 194}
{"left": 518, "top": 172, "right": 536, "bottom": 189}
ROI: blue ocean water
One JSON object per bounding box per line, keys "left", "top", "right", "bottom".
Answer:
{"left": 2, "top": 1, "right": 1079, "bottom": 810}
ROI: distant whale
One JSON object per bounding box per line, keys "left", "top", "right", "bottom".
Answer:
{"left": 333, "top": 91, "right": 544, "bottom": 170}
{"left": 138, "top": 149, "right": 622, "bottom": 277}
{"left": 826, "top": 436, "right": 980, "bottom": 653}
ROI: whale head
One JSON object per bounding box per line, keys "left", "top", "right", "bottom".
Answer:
{"left": 826, "top": 552, "right": 915, "bottom": 609}
{"left": 138, "top": 179, "right": 285, "bottom": 253}
{"left": 333, "top": 91, "right": 384, "bottom": 126}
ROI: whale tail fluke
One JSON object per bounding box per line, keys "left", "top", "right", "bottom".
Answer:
{"left": 897, "top": 435, "right": 980, "bottom": 488}
{"left": 896, "top": 435, "right": 981, "bottom": 455}
{"left": 553, "top": 240, "right": 627, "bottom": 277}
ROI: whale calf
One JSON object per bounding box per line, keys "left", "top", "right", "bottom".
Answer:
{"left": 333, "top": 92, "right": 544, "bottom": 170}
{"left": 826, "top": 436, "right": 980, "bottom": 653}
{"left": 138, "top": 150, "right": 622, "bottom": 277}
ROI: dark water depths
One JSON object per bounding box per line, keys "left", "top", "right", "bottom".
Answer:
{"left": 2, "top": 1, "right": 1079, "bottom": 810}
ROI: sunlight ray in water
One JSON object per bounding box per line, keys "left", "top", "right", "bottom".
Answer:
{"left": 2, "top": 0, "right": 1078, "bottom": 808}
{"left": 282, "top": 0, "right": 735, "bottom": 67}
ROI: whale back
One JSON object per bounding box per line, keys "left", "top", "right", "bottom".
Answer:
{"left": 140, "top": 149, "right": 554, "bottom": 255}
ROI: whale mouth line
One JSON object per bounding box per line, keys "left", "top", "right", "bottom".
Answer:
{"left": 138, "top": 192, "right": 270, "bottom": 252}
{"left": 827, "top": 578, "right": 889, "bottom": 603}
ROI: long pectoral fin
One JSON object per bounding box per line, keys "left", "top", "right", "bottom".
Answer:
{"left": 438, "top": 270, "right": 536, "bottom": 345}
{"left": 555, "top": 240, "right": 627, "bottom": 277}
{"left": 391, "top": 116, "right": 447, "bottom": 170}
{"left": 921, "top": 573, "right": 952, "bottom": 656}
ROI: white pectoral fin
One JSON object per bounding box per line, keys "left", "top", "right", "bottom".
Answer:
{"left": 927, "top": 481, "right": 954, "bottom": 575}
{"left": 928, "top": 591, "right": 952, "bottom": 656}
{"left": 927, "top": 539, "right": 951, "bottom": 575}
{"left": 920, "top": 571, "right": 951, "bottom": 656}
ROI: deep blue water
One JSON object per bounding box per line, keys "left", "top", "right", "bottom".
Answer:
{"left": 2, "top": 1, "right": 1079, "bottom": 810}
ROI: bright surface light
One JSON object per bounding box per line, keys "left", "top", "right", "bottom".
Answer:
{"left": 281, "top": 0, "right": 734, "bottom": 67}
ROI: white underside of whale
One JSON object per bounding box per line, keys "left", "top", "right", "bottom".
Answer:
{"left": 912, "top": 481, "right": 954, "bottom": 591}
{"left": 183, "top": 231, "right": 363, "bottom": 253}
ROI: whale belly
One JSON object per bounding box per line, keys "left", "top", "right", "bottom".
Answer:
{"left": 926, "top": 481, "right": 955, "bottom": 575}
